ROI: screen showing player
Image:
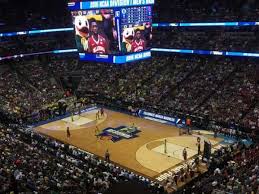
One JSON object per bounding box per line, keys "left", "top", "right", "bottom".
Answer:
{"left": 121, "top": 23, "right": 152, "bottom": 53}
{"left": 71, "top": 9, "right": 118, "bottom": 54}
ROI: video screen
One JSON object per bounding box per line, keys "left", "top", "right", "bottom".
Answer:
{"left": 121, "top": 23, "right": 152, "bottom": 53}
{"left": 71, "top": 9, "right": 118, "bottom": 54}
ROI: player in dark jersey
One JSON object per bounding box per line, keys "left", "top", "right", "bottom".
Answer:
{"left": 66, "top": 126, "right": 71, "bottom": 139}
{"left": 96, "top": 110, "right": 100, "bottom": 120}
{"left": 131, "top": 29, "right": 145, "bottom": 53}
{"left": 88, "top": 20, "right": 109, "bottom": 54}
{"left": 100, "top": 107, "right": 104, "bottom": 117}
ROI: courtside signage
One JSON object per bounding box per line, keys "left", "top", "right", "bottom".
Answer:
{"left": 138, "top": 110, "right": 186, "bottom": 126}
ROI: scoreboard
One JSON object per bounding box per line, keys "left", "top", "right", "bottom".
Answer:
{"left": 120, "top": 7, "right": 152, "bottom": 25}
{"left": 68, "top": 0, "right": 154, "bottom": 63}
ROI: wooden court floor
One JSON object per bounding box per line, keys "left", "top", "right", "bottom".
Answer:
{"left": 35, "top": 109, "right": 222, "bottom": 179}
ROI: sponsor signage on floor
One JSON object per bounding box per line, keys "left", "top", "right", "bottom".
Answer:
{"left": 99, "top": 125, "right": 141, "bottom": 142}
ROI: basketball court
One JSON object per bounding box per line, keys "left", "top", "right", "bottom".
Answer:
{"left": 35, "top": 107, "right": 224, "bottom": 179}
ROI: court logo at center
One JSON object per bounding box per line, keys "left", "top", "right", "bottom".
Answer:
{"left": 99, "top": 125, "right": 141, "bottom": 142}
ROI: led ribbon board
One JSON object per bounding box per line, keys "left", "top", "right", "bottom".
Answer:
{"left": 1, "top": 48, "right": 259, "bottom": 61}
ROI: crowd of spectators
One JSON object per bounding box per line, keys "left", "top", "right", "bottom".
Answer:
{"left": 195, "top": 61, "right": 257, "bottom": 127}
{"left": 76, "top": 55, "right": 258, "bottom": 131}
{"left": 242, "top": 103, "right": 259, "bottom": 130}
{"left": 0, "top": 33, "right": 75, "bottom": 56}
{"left": 160, "top": 57, "right": 236, "bottom": 113}
{"left": 0, "top": 58, "right": 66, "bottom": 120}
{"left": 0, "top": 63, "right": 45, "bottom": 116}
{"left": 1, "top": 0, "right": 259, "bottom": 31}
{"left": 155, "top": 0, "right": 259, "bottom": 22}
{"left": 0, "top": 0, "right": 70, "bottom": 32}
{"left": 0, "top": 1, "right": 258, "bottom": 194}
{"left": 0, "top": 123, "right": 165, "bottom": 194}
{"left": 176, "top": 142, "right": 259, "bottom": 194}
{"left": 153, "top": 27, "right": 259, "bottom": 52}
{"left": 1, "top": 118, "right": 257, "bottom": 194}
{"left": 0, "top": 54, "right": 257, "bottom": 130}
{"left": 14, "top": 58, "right": 62, "bottom": 97}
